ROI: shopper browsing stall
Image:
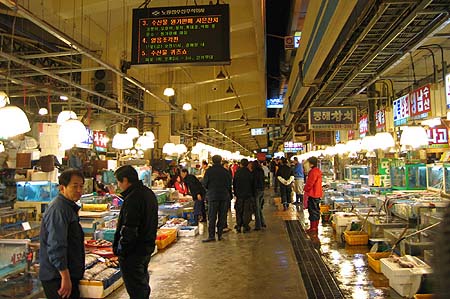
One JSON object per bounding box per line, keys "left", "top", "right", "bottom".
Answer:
{"left": 233, "top": 159, "right": 255, "bottom": 233}
{"left": 180, "top": 168, "right": 207, "bottom": 225}
{"left": 39, "top": 169, "right": 85, "bottom": 299}
{"left": 292, "top": 157, "right": 305, "bottom": 205}
{"left": 113, "top": 165, "right": 158, "bottom": 299}
{"left": 303, "top": 157, "right": 323, "bottom": 233}
{"left": 250, "top": 160, "right": 266, "bottom": 230}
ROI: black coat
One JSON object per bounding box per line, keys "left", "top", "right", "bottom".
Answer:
{"left": 203, "top": 164, "right": 232, "bottom": 201}
{"left": 113, "top": 181, "right": 158, "bottom": 257}
{"left": 183, "top": 174, "right": 206, "bottom": 198}
{"left": 253, "top": 167, "right": 265, "bottom": 192}
{"left": 233, "top": 167, "right": 255, "bottom": 198}
{"left": 277, "top": 164, "right": 294, "bottom": 180}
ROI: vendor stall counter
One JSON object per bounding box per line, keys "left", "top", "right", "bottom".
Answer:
{"left": 390, "top": 163, "right": 426, "bottom": 190}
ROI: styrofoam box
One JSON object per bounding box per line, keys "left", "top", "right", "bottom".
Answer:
{"left": 333, "top": 212, "right": 358, "bottom": 227}
{"left": 178, "top": 226, "right": 199, "bottom": 237}
{"left": 380, "top": 256, "right": 432, "bottom": 297}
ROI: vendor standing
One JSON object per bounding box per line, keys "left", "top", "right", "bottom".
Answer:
{"left": 113, "top": 165, "right": 158, "bottom": 299}
{"left": 180, "top": 168, "right": 206, "bottom": 225}
{"left": 303, "top": 157, "right": 323, "bottom": 233}
{"left": 39, "top": 169, "right": 85, "bottom": 299}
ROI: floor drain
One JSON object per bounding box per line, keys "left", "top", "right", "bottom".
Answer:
{"left": 286, "top": 220, "right": 345, "bottom": 299}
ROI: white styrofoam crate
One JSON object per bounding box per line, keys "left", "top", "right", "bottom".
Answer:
{"left": 380, "top": 256, "right": 431, "bottom": 288}
{"left": 390, "top": 281, "right": 419, "bottom": 298}
{"left": 178, "top": 226, "right": 199, "bottom": 237}
{"left": 79, "top": 277, "right": 123, "bottom": 299}
{"left": 333, "top": 212, "right": 358, "bottom": 227}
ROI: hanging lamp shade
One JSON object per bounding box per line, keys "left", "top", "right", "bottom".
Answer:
{"left": 112, "top": 133, "right": 133, "bottom": 150}
{"left": 175, "top": 144, "right": 188, "bottom": 154}
{"left": 0, "top": 141, "right": 4, "bottom": 153}
{"left": 361, "top": 135, "right": 378, "bottom": 151}
{"left": 163, "top": 87, "right": 175, "bottom": 97}
{"left": 162, "top": 143, "right": 176, "bottom": 155}
{"left": 334, "top": 143, "right": 348, "bottom": 155}
{"left": 135, "top": 134, "right": 155, "bottom": 150}
{"left": 0, "top": 91, "right": 9, "bottom": 107}
{"left": 182, "top": 103, "right": 192, "bottom": 111}
{"left": 144, "top": 131, "right": 155, "bottom": 141}
{"left": 57, "top": 110, "right": 77, "bottom": 125}
{"left": 346, "top": 139, "right": 362, "bottom": 153}
{"left": 374, "top": 132, "right": 395, "bottom": 150}
{"left": 0, "top": 105, "right": 31, "bottom": 138}
{"left": 400, "top": 126, "right": 429, "bottom": 148}
{"left": 126, "top": 127, "right": 140, "bottom": 139}
{"left": 39, "top": 108, "right": 48, "bottom": 115}
{"left": 58, "top": 119, "right": 88, "bottom": 149}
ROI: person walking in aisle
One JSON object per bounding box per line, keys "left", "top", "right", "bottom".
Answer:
{"left": 262, "top": 161, "right": 270, "bottom": 189}
{"left": 233, "top": 158, "right": 255, "bottom": 233}
{"left": 251, "top": 160, "right": 266, "bottom": 230}
{"left": 39, "top": 169, "right": 85, "bottom": 299}
{"left": 277, "top": 157, "right": 294, "bottom": 211}
{"left": 303, "top": 157, "right": 323, "bottom": 233}
{"left": 113, "top": 165, "right": 158, "bottom": 299}
{"left": 202, "top": 155, "right": 232, "bottom": 242}
{"left": 292, "top": 157, "right": 305, "bottom": 205}
{"left": 180, "top": 168, "right": 206, "bottom": 225}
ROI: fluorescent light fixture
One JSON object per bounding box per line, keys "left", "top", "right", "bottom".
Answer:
{"left": 59, "top": 95, "right": 69, "bottom": 101}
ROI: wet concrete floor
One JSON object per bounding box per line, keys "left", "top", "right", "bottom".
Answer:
{"left": 108, "top": 192, "right": 405, "bottom": 299}
{"left": 108, "top": 193, "right": 307, "bottom": 299}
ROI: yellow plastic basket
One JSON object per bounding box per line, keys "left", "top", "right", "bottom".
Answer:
{"left": 414, "top": 295, "right": 433, "bottom": 299}
{"left": 367, "top": 252, "right": 391, "bottom": 273}
{"left": 344, "top": 231, "right": 369, "bottom": 245}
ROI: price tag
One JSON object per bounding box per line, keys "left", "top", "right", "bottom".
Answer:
{"left": 98, "top": 257, "right": 106, "bottom": 263}
{"left": 22, "top": 222, "right": 31, "bottom": 231}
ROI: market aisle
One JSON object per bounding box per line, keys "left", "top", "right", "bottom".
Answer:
{"left": 108, "top": 194, "right": 308, "bottom": 299}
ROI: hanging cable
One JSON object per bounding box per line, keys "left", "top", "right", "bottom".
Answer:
{"left": 138, "top": 0, "right": 152, "bottom": 9}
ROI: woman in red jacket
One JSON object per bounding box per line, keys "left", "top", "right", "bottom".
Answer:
{"left": 303, "top": 157, "right": 323, "bottom": 233}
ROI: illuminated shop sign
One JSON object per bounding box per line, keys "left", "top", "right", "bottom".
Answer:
{"left": 359, "top": 115, "right": 368, "bottom": 137}
{"left": 266, "top": 98, "right": 284, "bottom": 109}
{"left": 308, "top": 107, "right": 358, "bottom": 130}
{"left": 375, "top": 109, "right": 386, "bottom": 131}
{"left": 250, "top": 128, "right": 267, "bottom": 136}
{"left": 427, "top": 126, "right": 448, "bottom": 148}
{"left": 283, "top": 141, "right": 304, "bottom": 153}
{"left": 410, "top": 84, "right": 431, "bottom": 119}
{"left": 393, "top": 94, "right": 410, "bottom": 126}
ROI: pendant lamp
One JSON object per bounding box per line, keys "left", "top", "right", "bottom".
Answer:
{"left": 112, "top": 133, "right": 133, "bottom": 150}
{"left": 57, "top": 110, "right": 77, "bottom": 124}
{"left": 400, "top": 126, "right": 429, "bottom": 148}
{"left": 374, "top": 132, "right": 395, "bottom": 150}
{"left": 59, "top": 119, "right": 88, "bottom": 149}
{"left": 126, "top": 127, "right": 140, "bottom": 139}
{"left": 0, "top": 105, "right": 31, "bottom": 138}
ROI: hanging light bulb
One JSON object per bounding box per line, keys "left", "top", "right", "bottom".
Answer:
{"left": 59, "top": 95, "right": 69, "bottom": 101}
{"left": 374, "top": 132, "right": 395, "bottom": 150}
{"left": 57, "top": 110, "right": 77, "bottom": 124}
{"left": 182, "top": 103, "right": 192, "bottom": 111}
{"left": 39, "top": 108, "right": 48, "bottom": 115}
{"left": 361, "top": 135, "right": 378, "bottom": 151}
{"left": 0, "top": 105, "right": 31, "bottom": 138}
{"left": 400, "top": 125, "right": 429, "bottom": 148}
{"left": 126, "top": 127, "right": 140, "bottom": 139}
{"left": 162, "top": 143, "right": 176, "bottom": 155}
{"left": 163, "top": 87, "right": 175, "bottom": 97}
{"left": 112, "top": 133, "right": 133, "bottom": 150}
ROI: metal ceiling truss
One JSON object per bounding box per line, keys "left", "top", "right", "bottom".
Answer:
{"left": 295, "top": 0, "right": 449, "bottom": 122}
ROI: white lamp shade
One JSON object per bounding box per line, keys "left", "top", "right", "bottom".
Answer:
{"left": 58, "top": 119, "right": 88, "bottom": 149}
{"left": 57, "top": 110, "right": 77, "bottom": 124}
{"left": 163, "top": 143, "right": 176, "bottom": 155}
{"left": 374, "top": 132, "right": 395, "bottom": 150}
{"left": 334, "top": 143, "right": 348, "bottom": 155}
{"left": 126, "top": 127, "right": 140, "bottom": 139}
{"left": 163, "top": 87, "right": 175, "bottom": 97}
{"left": 400, "top": 126, "right": 429, "bottom": 148}
{"left": 112, "top": 133, "right": 134, "bottom": 150}
{"left": 0, "top": 141, "right": 4, "bottom": 153}
{"left": 0, "top": 106, "right": 31, "bottom": 138}
{"left": 175, "top": 144, "right": 188, "bottom": 154}
{"left": 346, "top": 139, "right": 362, "bottom": 153}
{"left": 0, "top": 91, "right": 9, "bottom": 107}
{"left": 135, "top": 135, "right": 154, "bottom": 150}
{"left": 361, "top": 135, "right": 378, "bottom": 151}
{"left": 144, "top": 131, "right": 155, "bottom": 140}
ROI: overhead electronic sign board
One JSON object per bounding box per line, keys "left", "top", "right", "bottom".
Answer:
{"left": 131, "top": 5, "right": 230, "bottom": 65}
{"left": 251, "top": 128, "right": 267, "bottom": 136}
{"left": 266, "top": 98, "right": 284, "bottom": 109}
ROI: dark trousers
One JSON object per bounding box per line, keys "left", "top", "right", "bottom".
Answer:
{"left": 308, "top": 197, "right": 321, "bottom": 222}
{"left": 280, "top": 184, "right": 292, "bottom": 208}
{"left": 193, "top": 198, "right": 206, "bottom": 224}
{"left": 119, "top": 254, "right": 152, "bottom": 299}
{"left": 41, "top": 278, "right": 80, "bottom": 299}
{"left": 208, "top": 200, "right": 227, "bottom": 239}
{"left": 254, "top": 190, "right": 265, "bottom": 229}
{"left": 235, "top": 197, "right": 253, "bottom": 229}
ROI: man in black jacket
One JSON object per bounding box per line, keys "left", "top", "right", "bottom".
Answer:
{"left": 233, "top": 159, "right": 255, "bottom": 233}
{"left": 39, "top": 169, "right": 85, "bottom": 299}
{"left": 250, "top": 160, "right": 266, "bottom": 230}
{"left": 202, "top": 155, "right": 232, "bottom": 242}
{"left": 113, "top": 165, "right": 158, "bottom": 299}
{"left": 181, "top": 168, "right": 206, "bottom": 225}
{"left": 277, "top": 157, "right": 294, "bottom": 211}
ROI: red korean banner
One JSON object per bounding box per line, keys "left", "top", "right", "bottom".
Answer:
{"left": 348, "top": 130, "right": 355, "bottom": 140}
{"left": 410, "top": 84, "right": 431, "bottom": 118}
{"left": 375, "top": 109, "right": 386, "bottom": 129}
{"left": 427, "top": 126, "right": 448, "bottom": 146}
{"left": 359, "top": 115, "right": 368, "bottom": 137}
{"left": 93, "top": 131, "right": 108, "bottom": 151}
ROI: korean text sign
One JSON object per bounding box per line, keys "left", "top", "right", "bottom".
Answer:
{"left": 132, "top": 5, "right": 230, "bottom": 65}
{"left": 359, "top": 115, "right": 368, "bottom": 137}
{"left": 393, "top": 94, "right": 410, "bottom": 125}
{"left": 308, "top": 107, "right": 357, "bottom": 130}
{"left": 375, "top": 109, "right": 386, "bottom": 130}
{"left": 427, "top": 126, "right": 448, "bottom": 147}
{"left": 410, "top": 84, "right": 431, "bottom": 118}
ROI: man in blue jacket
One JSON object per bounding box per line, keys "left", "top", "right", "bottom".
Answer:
{"left": 292, "top": 157, "right": 305, "bottom": 205}
{"left": 113, "top": 165, "right": 158, "bottom": 299}
{"left": 39, "top": 169, "right": 85, "bottom": 299}
{"left": 202, "top": 155, "right": 232, "bottom": 242}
